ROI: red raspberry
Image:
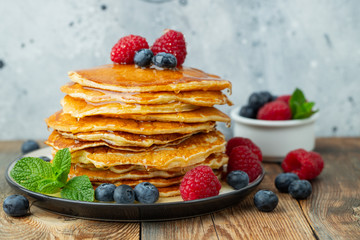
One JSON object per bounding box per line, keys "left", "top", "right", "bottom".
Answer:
{"left": 257, "top": 101, "right": 292, "bottom": 120}
{"left": 151, "top": 29, "right": 187, "bottom": 66}
{"left": 281, "top": 149, "right": 324, "bottom": 180}
{"left": 226, "top": 137, "right": 262, "bottom": 162}
{"left": 227, "top": 146, "right": 262, "bottom": 182}
{"left": 277, "top": 95, "right": 291, "bottom": 104}
{"left": 180, "top": 166, "right": 221, "bottom": 201}
{"left": 110, "top": 35, "right": 149, "bottom": 64}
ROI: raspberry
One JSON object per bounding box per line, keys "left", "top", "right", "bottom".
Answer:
{"left": 180, "top": 166, "right": 221, "bottom": 201}
{"left": 257, "top": 101, "right": 292, "bottom": 120}
{"left": 227, "top": 146, "right": 262, "bottom": 182}
{"left": 281, "top": 149, "right": 324, "bottom": 180}
{"left": 151, "top": 29, "right": 187, "bottom": 66}
{"left": 111, "top": 35, "right": 149, "bottom": 64}
{"left": 226, "top": 137, "right": 262, "bottom": 161}
{"left": 277, "top": 95, "right": 291, "bottom": 104}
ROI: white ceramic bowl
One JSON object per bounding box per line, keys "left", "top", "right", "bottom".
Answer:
{"left": 230, "top": 107, "right": 319, "bottom": 161}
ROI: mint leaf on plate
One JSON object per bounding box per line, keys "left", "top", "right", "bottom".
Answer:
{"left": 289, "top": 88, "right": 318, "bottom": 119}
{"left": 10, "top": 157, "right": 53, "bottom": 192}
{"left": 52, "top": 148, "right": 71, "bottom": 184}
{"left": 38, "top": 179, "right": 65, "bottom": 194}
{"left": 61, "top": 175, "right": 94, "bottom": 202}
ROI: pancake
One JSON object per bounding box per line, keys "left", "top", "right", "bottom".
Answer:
{"left": 61, "top": 95, "right": 200, "bottom": 118}
{"left": 61, "top": 83, "right": 232, "bottom": 107}
{"left": 75, "top": 152, "right": 228, "bottom": 173}
{"left": 107, "top": 107, "right": 230, "bottom": 123}
{"left": 68, "top": 64, "right": 232, "bottom": 93}
{"left": 59, "top": 130, "right": 200, "bottom": 147}
{"left": 70, "top": 130, "right": 226, "bottom": 169}
{"left": 46, "top": 130, "right": 190, "bottom": 152}
{"left": 45, "top": 111, "right": 217, "bottom": 134}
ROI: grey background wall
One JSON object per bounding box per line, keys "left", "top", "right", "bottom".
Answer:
{"left": 0, "top": 0, "right": 359, "bottom": 140}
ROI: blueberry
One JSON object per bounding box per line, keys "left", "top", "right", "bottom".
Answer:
{"left": 254, "top": 190, "right": 278, "bottom": 212}
{"left": 3, "top": 195, "right": 30, "bottom": 217}
{"left": 248, "top": 91, "right": 274, "bottom": 110}
{"left": 39, "top": 156, "right": 51, "bottom": 162}
{"left": 134, "top": 182, "right": 159, "bottom": 204}
{"left": 226, "top": 171, "right": 249, "bottom": 190}
{"left": 21, "top": 140, "right": 40, "bottom": 154}
{"left": 113, "top": 185, "right": 135, "bottom": 204}
{"left": 134, "top": 49, "right": 153, "bottom": 67}
{"left": 288, "top": 180, "right": 312, "bottom": 199}
{"left": 239, "top": 105, "right": 257, "bottom": 118}
{"left": 95, "top": 183, "right": 116, "bottom": 202}
{"left": 275, "top": 173, "right": 299, "bottom": 193}
{"left": 152, "top": 52, "right": 177, "bottom": 69}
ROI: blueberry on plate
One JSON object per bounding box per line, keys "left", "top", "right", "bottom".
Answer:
{"left": 226, "top": 171, "right": 249, "bottom": 190}
{"left": 21, "top": 140, "right": 40, "bottom": 154}
{"left": 288, "top": 180, "right": 312, "bottom": 199}
{"left": 239, "top": 105, "right": 258, "bottom": 118}
{"left": 114, "top": 185, "right": 135, "bottom": 204}
{"left": 248, "top": 91, "right": 274, "bottom": 110}
{"left": 134, "top": 182, "right": 159, "bottom": 204}
{"left": 275, "top": 173, "right": 299, "bottom": 193}
{"left": 3, "top": 195, "right": 30, "bottom": 217}
{"left": 95, "top": 183, "right": 116, "bottom": 202}
{"left": 134, "top": 49, "right": 153, "bottom": 67}
{"left": 152, "top": 52, "right": 177, "bottom": 69}
{"left": 39, "top": 156, "right": 51, "bottom": 162}
{"left": 254, "top": 190, "right": 278, "bottom": 212}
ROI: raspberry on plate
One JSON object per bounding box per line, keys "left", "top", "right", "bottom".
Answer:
{"left": 257, "top": 101, "right": 292, "bottom": 121}
{"left": 226, "top": 137, "right": 262, "bottom": 162}
{"left": 180, "top": 166, "right": 221, "bottom": 201}
{"left": 151, "top": 29, "right": 187, "bottom": 66}
{"left": 227, "top": 146, "right": 262, "bottom": 182}
{"left": 111, "top": 35, "right": 149, "bottom": 64}
{"left": 281, "top": 149, "right": 324, "bottom": 180}
{"left": 276, "top": 95, "right": 291, "bottom": 104}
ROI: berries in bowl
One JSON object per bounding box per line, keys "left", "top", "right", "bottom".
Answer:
{"left": 230, "top": 88, "right": 319, "bottom": 161}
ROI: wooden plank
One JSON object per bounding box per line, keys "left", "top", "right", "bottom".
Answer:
{"left": 300, "top": 138, "right": 360, "bottom": 239}
{"left": 0, "top": 141, "right": 140, "bottom": 240}
{"left": 211, "top": 163, "right": 316, "bottom": 240}
{"left": 141, "top": 216, "right": 219, "bottom": 240}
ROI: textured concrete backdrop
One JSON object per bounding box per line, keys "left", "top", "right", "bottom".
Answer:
{"left": 0, "top": 0, "right": 359, "bottom": 140}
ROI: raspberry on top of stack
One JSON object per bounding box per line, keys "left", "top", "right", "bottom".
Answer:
{"left": 45, "top": 30, "right": 232, "bottom": 198}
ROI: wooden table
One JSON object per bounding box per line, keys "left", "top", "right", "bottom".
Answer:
{"left": 0, "top": 138, "right": 359, "bottom": 239}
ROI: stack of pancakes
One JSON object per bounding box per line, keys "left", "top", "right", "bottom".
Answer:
{"left": 45, "top": 64, "right": 232, "bottom": 197}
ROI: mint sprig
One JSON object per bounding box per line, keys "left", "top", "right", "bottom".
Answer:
{"left": 289, "top": 88, "right": 318, "bottom": 119}
{"left": 61, "top": 176, "right": 94, "bottom": 202}
{"left": 10, "top": 148, "right": 94, "bottom": 202}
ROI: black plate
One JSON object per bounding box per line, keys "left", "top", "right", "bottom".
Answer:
{"left": 5, "top": 148, "right": 264, "bottom": 222}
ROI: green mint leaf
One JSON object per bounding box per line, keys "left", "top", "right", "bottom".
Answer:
{"left": 10, "top": 157, "right": 53, "bottom": 192}
{"left": 289, "top": 88, "right": 318, "bottom": 119}
{"left": 38, "top": 179, "right": 65, "bottom": 194}
{"left": 61, "top": 176, "right": 94, "bottom": 202}
{"left": 52, "top": 148, "right": 71, "bottom": 184}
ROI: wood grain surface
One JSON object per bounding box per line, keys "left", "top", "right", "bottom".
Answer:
{"left": 0, "top": 138, "right": 359, "bottom": 240}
